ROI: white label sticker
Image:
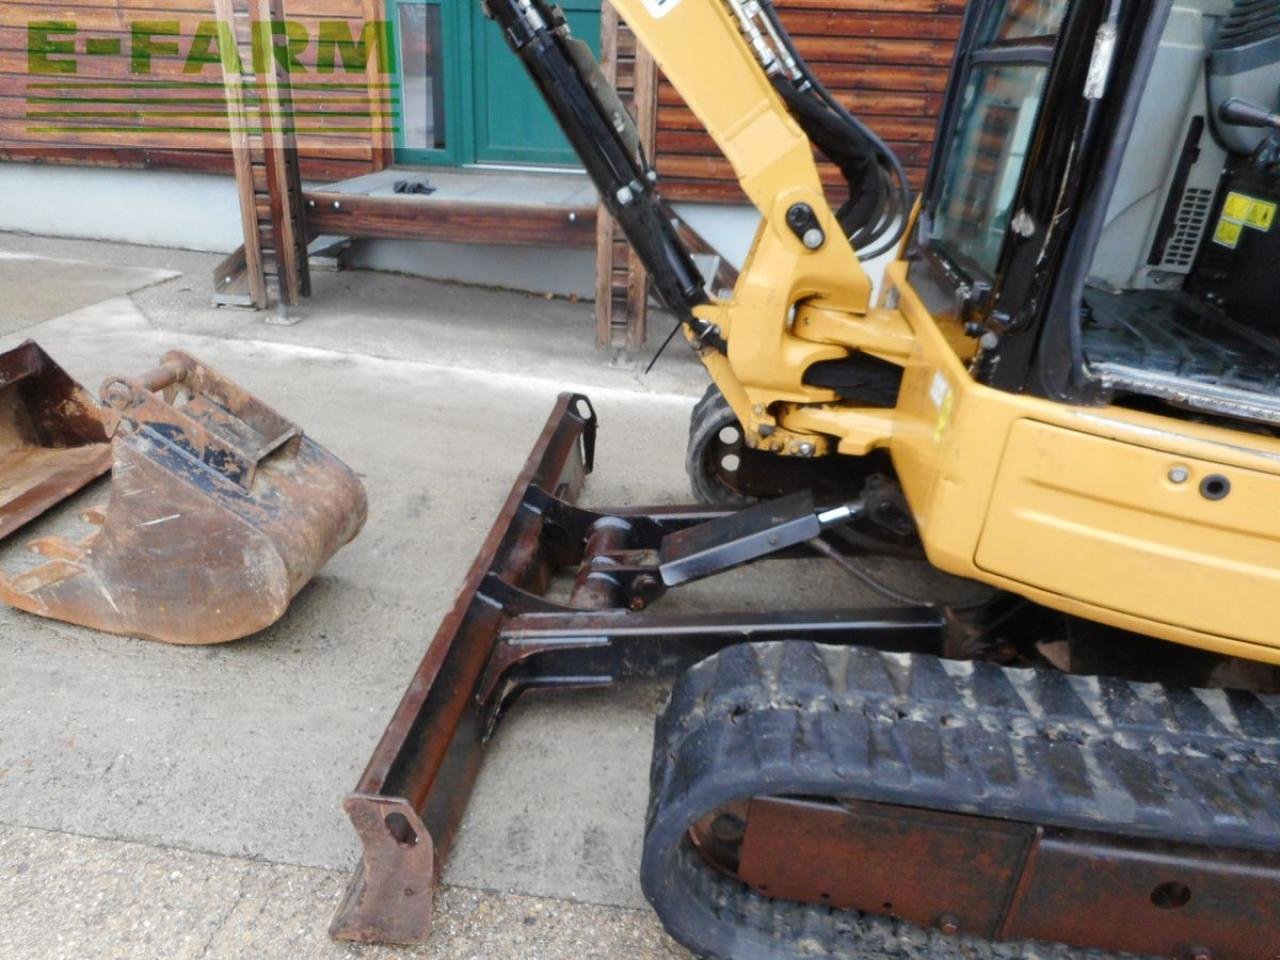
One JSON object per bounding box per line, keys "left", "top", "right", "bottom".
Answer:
{"left": 929, "top": 371, "right": 950, "bottom": 409}
{"left": 640, "top": 0, "right": 683, "bottom": 19}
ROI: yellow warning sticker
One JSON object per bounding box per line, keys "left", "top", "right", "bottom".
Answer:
{"left": 1214, "top": 218, "right": 1244, "bottom": 250}
{"left": 1223, "top": 192, "right": 1254, "bottom": 222}
{"left": 1222, "top": 191, "right": 1277, "bottom": 232}
{"left": 1245, "top": 200, "right": 1276, "bottom": 231}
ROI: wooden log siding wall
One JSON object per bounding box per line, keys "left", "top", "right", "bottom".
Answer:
{"left": 1, "top": 0, "right": 960, "bottom": 205}
{"left": 651, "top": 0, "right": 964, "bottom": 204}
{"left": 0, "top": 0, "right": 390, "bottom": 180}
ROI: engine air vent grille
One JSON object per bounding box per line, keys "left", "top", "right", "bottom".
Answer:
{"left": 1160, "top": 187, "right": 1214, "bottom": 269}
{"left": 1215, "top": 0, "right": 1280, "bottom": 50}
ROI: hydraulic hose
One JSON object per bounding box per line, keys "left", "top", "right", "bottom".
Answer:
{"left": 757, "top": 0, "right": 913, "bottom": 258}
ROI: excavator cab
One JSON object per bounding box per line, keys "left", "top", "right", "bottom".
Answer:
{"left": 914, "top": 0, "right": 1280, "bottom": 419}
{"left": 335, "top": 1, "right": 1280, "bottom": 957}
{"left": 871, "top": 0, "right": 1280, "bottom": 667}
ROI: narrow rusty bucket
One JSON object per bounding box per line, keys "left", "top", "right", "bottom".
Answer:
{"left": 0, "top": 341, "right": 115, "bottom": 541}
{"left": 0, "top": 349, "right": 367, "bottom": 644}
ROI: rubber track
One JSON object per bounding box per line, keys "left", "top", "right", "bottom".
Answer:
{"left": 640, "top": 641, "right": 1280, "bottom": 960}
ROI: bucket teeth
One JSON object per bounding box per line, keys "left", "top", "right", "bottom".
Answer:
{"left": 0, "top": 343, "right": 366, "bottom": 644}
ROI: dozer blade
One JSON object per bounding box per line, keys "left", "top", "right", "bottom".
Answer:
{"left": 0, "top": 341, "right": 115, "bottom": 541}
{"left": 335, "top": 393, "right": 1280, "bottom": 959}
{"left": 331, "top": 394, "right": 941, "bottom": 944}
{"left": 0, "top": 350, "right": 367, "bottom": 644}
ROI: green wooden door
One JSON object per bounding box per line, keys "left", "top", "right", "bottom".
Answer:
{"left": 390, "top": 0, "right": 600, "bottom": 167}
{"left": 469, "top": 0, "right": 601, "bottom": 166}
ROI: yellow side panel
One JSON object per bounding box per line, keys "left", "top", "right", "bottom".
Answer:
{"left": 976, "top": 420, "right": 1280, "bottom": 646}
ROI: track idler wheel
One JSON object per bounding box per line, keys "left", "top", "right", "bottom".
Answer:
{"left": 685, "top": 385, "right": 876, "bottom": 505}
{"left": 685, "top": 385, "right": 753, "bottom": 504}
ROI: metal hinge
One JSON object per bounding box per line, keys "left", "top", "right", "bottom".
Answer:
{"left": 1084, "top": 22, "right": 1118, "bottom": 100}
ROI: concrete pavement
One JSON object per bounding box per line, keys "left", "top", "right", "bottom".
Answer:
{"left": 1, "top": 823, "right": 686, "bottom": 960}
{"left": 0, "top": 233, "right": 939, "bottom": 959}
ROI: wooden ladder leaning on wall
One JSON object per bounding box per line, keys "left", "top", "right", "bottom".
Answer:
{"left": 210, "top": 0, "right": 311, "bottom": 312}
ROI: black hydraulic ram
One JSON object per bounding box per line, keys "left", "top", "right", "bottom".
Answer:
{"left": 484, "top": 0, "right": 709, "bottom": 320}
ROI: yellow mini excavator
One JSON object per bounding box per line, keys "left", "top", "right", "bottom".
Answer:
{"left": 333, "top": 2, "right": 1280, "bottom": 958}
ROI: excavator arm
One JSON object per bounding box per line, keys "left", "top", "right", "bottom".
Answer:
{"left": 485, "top": 0, "right": 906, "bottom": 454}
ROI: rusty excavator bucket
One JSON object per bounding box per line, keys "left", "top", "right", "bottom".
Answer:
{"left": 0, "top": 342, "right": 116, "bottom": 541}
{"left": 0, "top": 343, "right": 366, "bottom": 645}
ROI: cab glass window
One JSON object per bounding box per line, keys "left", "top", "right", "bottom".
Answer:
{"left": 932, "top": 64, "right": 1048, "bottom": 275}
{"left": 923, "top": 0, "right": 1062, "bottom": 279}
{"left": 994, "top": 0, "right": 1070, "bottom": 40}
